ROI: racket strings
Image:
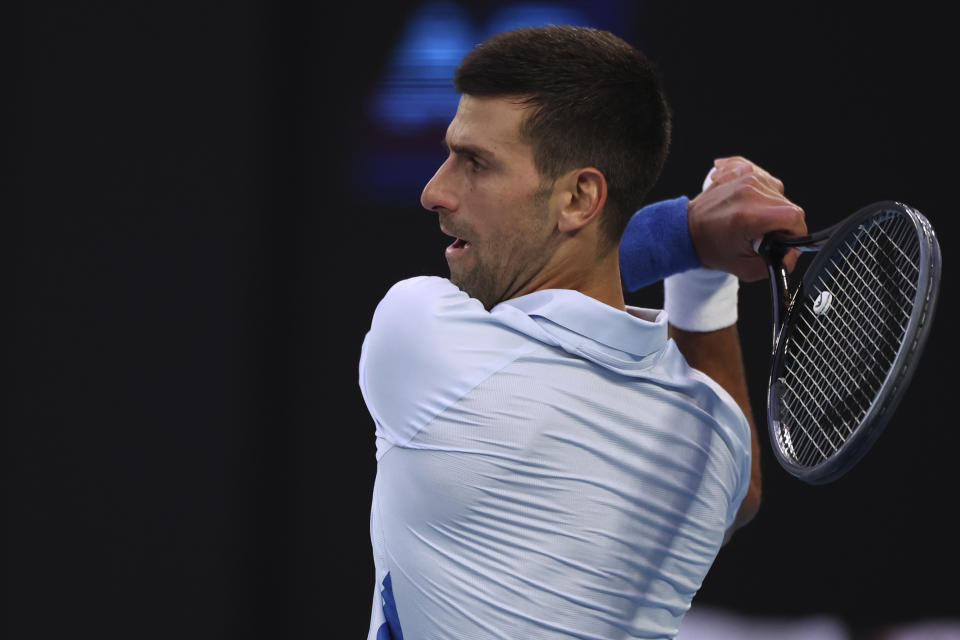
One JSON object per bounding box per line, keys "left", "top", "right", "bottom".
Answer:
{"left": 775, "top": 212, "right": 923, "bottom": 468}
{"left": 849, "top": 223, "right": 919, "bottom": 320}
{"left": 789, "top": 329, "right": 869, "bottom": 414}
{"left": 784, "top": 223, "right": 919, "bottom": 464}
{"left": 779, "top": 311, "right": 877, "bottom": 458}
{"left": 780, "top": 239, "right": 910, "bottom": 457}
{"left": 787, "top": 232, "right": 918, "bottom": 462}
{"left": 824, "top": 258, "right": 903, "bottom": 358}
{"left": 788, "top": 318, "right": 874, "bottom": 423}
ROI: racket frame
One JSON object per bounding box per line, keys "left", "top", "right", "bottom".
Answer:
{"left": 758, "top": 201, "right": 941, "bottom": 484}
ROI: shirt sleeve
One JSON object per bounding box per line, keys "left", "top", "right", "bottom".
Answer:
{"left": 619, "top": 196, "right": 701, "bottom": 292}
{"left": 358, "top": 276, "right": 537, "bottom": 454}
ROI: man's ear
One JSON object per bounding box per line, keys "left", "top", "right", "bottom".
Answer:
{"left": 557, "top": 167, "right": 607, "bottom": 233}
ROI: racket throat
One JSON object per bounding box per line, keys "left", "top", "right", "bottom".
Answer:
{"left": 762, "top": 242, "right": 795, "bottom": 352}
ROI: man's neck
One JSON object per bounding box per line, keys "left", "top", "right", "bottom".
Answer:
{"left": 513, "top": 248, "right": 626, "bottom": 311}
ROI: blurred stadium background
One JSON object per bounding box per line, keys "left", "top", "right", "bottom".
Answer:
{"left": 9, "top": 1, "right": 958, "bottom": 638}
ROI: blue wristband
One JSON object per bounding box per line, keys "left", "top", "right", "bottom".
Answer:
{"left": 618, "top": 196, "right": 700, "bottom": 292}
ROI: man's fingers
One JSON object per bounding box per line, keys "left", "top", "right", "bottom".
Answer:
{"left": 746, "top": 201, "right": 807, "bottom": 237}
{"left": 689, "top": 158, "right": 807, "bottom": 278}
{"left": 708, "top": 157, "right": 785, "bottom": 196}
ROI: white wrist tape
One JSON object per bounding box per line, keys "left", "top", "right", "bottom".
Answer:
{"left": 663, "top": 267, "right": 739, "bottom": 332}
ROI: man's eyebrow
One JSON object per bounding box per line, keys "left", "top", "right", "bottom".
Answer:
{"left": 441, "top": 139, "right": 496, "bottom": 162}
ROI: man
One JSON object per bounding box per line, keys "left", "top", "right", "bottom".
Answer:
{"left": 360, "top": 26, "right": 805, "bottom": 639}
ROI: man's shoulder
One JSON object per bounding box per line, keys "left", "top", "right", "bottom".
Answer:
{"left": 371, "top": 276, "right": 484, "bottom": 333}
{"left": 360, "top": 277, "right": 541, "bottom": 450}
{"left": 380, "top": 275, "right": 459, "bottom": 302}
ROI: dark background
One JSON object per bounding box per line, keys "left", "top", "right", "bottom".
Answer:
{"left": 8, "top": 2, "right": 956, "bottom": 638}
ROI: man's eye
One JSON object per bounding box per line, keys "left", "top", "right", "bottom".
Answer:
{"left": 467, "top": 157, "right": 484, "bottom": 171}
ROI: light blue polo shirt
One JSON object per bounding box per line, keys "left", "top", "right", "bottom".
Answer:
{"left": 360, "top": 276, "right": 750, "bottom": 640}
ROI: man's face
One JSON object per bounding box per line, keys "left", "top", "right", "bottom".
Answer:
{"left": 421, "top": 95, "right": 558, "bottom": 309}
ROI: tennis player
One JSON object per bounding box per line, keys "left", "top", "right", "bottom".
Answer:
{"left": 361, "top": 25, "right": 806, "bottom": 640}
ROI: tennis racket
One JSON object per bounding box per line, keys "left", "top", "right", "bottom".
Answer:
{"left": 756, "top": 200, "right": 941, "bottom": 484}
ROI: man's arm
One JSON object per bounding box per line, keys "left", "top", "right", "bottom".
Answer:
{"left": 672, "top": 157, "right": 806, "bottom": 540}
{"left": 669, "top": 324, "right": 761, "bottom": 542}
{"left": 622, "top": 156, "right": 805, "bottom": 540}
{"left": 619, "top": 157, "right": 805, "bottom": 538}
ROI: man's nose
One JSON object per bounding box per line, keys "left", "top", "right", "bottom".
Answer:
{"left": 420, "top": 158, "right": 458, "bottom": 213}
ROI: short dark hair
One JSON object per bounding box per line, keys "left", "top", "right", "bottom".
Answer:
{"left": 454, "top": 25, "right": 672, "bottom": 252}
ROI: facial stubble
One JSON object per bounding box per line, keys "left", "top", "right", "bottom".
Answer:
{"left": 448, "top": 183, "right": 554, "bottom": 310}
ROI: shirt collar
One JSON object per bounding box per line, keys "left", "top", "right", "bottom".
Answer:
{"left": 495, "top": 288, "right": 668, "bottom": 357}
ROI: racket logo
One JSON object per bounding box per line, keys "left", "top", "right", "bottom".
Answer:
{"left": 813, "top": 290, "right": 834, "bottom": 315}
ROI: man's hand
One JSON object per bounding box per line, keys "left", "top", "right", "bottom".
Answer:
{"left": 687, "top": 156, "right": 807, "bottom": 281}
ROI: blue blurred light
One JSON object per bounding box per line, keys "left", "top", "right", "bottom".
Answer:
{"left": 368, "top": 2, "right": 473, "bottom": 134}
{"left": 356, "top": 1, "right": 636, "bottom": 203}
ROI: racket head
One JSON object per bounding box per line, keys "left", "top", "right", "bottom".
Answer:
{"left": 767, "top": 201, "right": 941, "bottom": 484}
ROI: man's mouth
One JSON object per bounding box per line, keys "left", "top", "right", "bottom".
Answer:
{"left": 445, "top": 237, "right": 471, "bottom": 259}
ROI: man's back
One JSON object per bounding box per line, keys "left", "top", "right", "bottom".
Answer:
{"left": 362, "top": 277, "right": 750, "bottom": 639}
